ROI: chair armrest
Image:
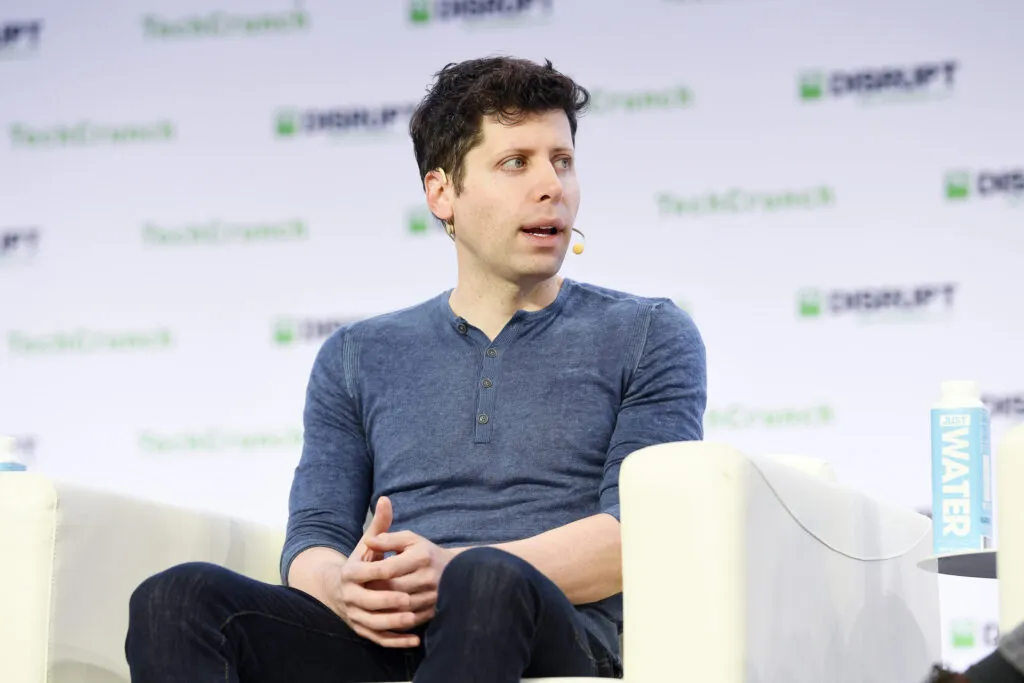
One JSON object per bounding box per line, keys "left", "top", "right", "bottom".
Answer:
{"left": 998, "top": 423, "right": 1024, "bottom": 634}
{"left": 619, "top": 442, "right": 940, "bottom": 683}
{"left": 0, "top": 472, "right": 285, "bottom": 683}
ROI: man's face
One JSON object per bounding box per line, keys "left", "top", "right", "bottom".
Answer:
{"left": 449, "top": 109, "right": 580, "bottom": 285}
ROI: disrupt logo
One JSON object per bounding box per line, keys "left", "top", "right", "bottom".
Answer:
{"left": 273, "top": 317, "right": 355, "bottom": 346}
{"left": 142, "top": 8, "right": 309, "bottom": 39}
{"left": 7, "top": 328, "right": 173, "bottom": 356}
{"left": 275, "top": 104, "right": 416, "bottom": 139}
{"left": 589, "top": 86, "right": 693, "bottom": 114}
{"left": 0, "top": 227, "right": 40, "bottom": 264}
{"left": 142, "top": 219, "right": 308, "bottom": 246}
{"left": 705, "top": 403, "right": 834, "bottom": 430}
{"left": 798, "top": 283, "right": 956, "bottom": 321}
{"left": 945, "top": 169, "right": 1024, "bottom": 204}
{"left": 139, "top": 428, "right": 302, "bottom": 453}
{"left": 410, "top": 0, "right": 553, "bottom": 24}
{"left": 799, "top": 60, "right": 958, "bottom": 104}
{"left": 983, "top": 393, "right": 1024, "bottom": 418}
{"left": 657, "top": 185, "right": 834, "bottom": 217}
{"left": 10, "top": 121, "right": 175, "bottom": 148}
{"left": 0, "top": 19, "right": 42, "bottom": 58}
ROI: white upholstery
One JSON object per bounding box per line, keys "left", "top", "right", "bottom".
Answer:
{"left": 0, "top": 442, "right": 941, "bottom": 683}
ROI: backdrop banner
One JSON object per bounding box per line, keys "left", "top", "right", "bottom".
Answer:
{"left": 3, "top": 0, "right": 1021, "bottom": 670}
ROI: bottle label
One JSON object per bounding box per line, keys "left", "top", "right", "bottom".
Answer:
{"left": 931, "top": 407, "right": 992, "bottom": 554}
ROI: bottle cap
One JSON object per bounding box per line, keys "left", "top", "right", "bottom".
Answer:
{"left": 941, "top": 380, "right": 981, "bottom": 402}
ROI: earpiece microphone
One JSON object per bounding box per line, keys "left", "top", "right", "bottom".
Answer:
{"left": 571, "top": 227, "right": 585, "bottom": 255}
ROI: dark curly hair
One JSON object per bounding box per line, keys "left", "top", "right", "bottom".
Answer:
{"left": 409, "top": 56, "right": 590, "bottom": 195}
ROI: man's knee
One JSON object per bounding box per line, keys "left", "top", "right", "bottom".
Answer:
{"left": 440, "top": 547, "right": 539, "bottom": 605}
{"left": 128, "top": 561, "right": 233, "bottom": 629}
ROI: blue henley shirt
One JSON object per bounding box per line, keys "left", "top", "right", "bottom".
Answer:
{"left": 281, "top": 278, "right": 707, "bottom": 660}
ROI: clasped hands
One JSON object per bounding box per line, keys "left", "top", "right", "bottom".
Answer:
{"left": 333, "top": 496, "right": 454, "bottom": 648}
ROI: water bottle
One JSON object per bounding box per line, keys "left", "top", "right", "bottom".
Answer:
{"left": 930, "top": 380, "right": 992, "bottom": 554}
{"left": 0, "top": 435, "right": 26, "bottom": 471}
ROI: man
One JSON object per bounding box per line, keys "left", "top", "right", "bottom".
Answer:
{"left": 125, "top": 56, "right": 707, "bottom": 682}
{"left": 928, "top": 622, "right": 1024, "bottom": 682}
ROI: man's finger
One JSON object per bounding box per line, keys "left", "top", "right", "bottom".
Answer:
{"left": 409, "top": 606, "right": 436, "bottom": 628}
{"left": 407, "top": 590, "right": 438, "bottom": 613}
{"left": 371, "top": 568, "right": 438, "bottom": 595}
{"left": 349, "top": 621, "right": 420, "bottom": 649}
{"left": 346, "top": 604, "right": 418, "bottom": 634}
{"left": 343, "top": 582, "right": 412, "bottom": 613}
{"left": 344, "top": 550, "right": 426, "bottom": 584}
{"left": 366, "top": 496, "right": 393, "bottom": 537}
{"left": 363, "top": 531, "right": 421, "bottom": 553}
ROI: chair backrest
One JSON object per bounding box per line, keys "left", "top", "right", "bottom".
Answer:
{"left": 767, "top": 453, "right": 838, "bottom": 482}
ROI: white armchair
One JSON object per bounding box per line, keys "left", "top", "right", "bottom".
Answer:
{"left": 0, "top": 442, "right": 940, "bottom": 683}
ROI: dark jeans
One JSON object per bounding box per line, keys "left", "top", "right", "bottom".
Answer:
{"left": 125, "top": 546, "right": 621, "bottom": 682}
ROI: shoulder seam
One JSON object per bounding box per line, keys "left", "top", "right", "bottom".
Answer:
{"left": 624, "top": 300, "right": 660, "bottom": 384}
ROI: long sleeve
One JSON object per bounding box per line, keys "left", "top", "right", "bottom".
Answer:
{"left": 599, "top": 301, "right": 707, "bottom": 521}
{"left": 279, "top": 328, "right": 373, "bottom": 584}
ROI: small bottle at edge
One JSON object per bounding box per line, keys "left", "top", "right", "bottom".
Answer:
{"left": 0, "top": 435, "right": 26, "bottom": 472}
{"left": 930, "top": 380, "right": 992, "bottom": 554}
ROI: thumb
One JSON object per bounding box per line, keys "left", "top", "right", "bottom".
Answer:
{"left": 367, "top": 496, "right": 393, "bottom": 537}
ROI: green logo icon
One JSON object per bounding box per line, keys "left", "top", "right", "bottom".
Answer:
{"left": 797, "top": 288, "right": 823, "bottom": 318}
{"left": 275, "top": 110, "right": 300, "bottom": 137}
{"left": 410, "top": 0, "right": 431, "bottom": 23}
{"left": 950, "top": 619, "right": 976, "bottom": 649}
{"left": 408, "top": 212, "right": 428, "bottom": 234}
{"left": 273, "top": 319, "right": 298, "bottom": 346}
{"left": 946, "top": 171, "right": 971, "bottom": 200}
{"left": 799, "top": 72, "right": 825, "bottom": 101}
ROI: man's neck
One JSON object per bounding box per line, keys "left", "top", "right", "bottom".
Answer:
{"left": 448, "top": 274, "right": 563, "bottom": 341}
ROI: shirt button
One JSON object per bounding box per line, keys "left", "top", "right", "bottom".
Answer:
{"left": 486, "top": 348, "right": 497, "bottom": 357}
{"left": 477, "top": 413, "right": 489, "bottom": 424}
{"left": 456, "top": 323, "right": 468, "bottom": 334}
{"left": 482, "top": 378, "right": 493, "bottom": 388}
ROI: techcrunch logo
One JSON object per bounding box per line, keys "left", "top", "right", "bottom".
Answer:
{"left": 142, "top": 219, "right": 308, "bottom": 246}
{"left": 983, "top": 393, "right": 1024, "bottom": 418}
{"left": 275, "top": 104, "right": 416, "bottom": 139}
{"left": 10, "top": 121, "right": 175, "bottom": 149}
{"left": 139, "top": 428, "right": 302, "bottom": 453}
{"left": 142, "top": 8, "right": 309, "bottom": 39}
{"left": 799, "top": 59, "right": 958, "bottom": 104}
{"left": 7, "top": 328, "right": 173, "bottom": 357}
{"left": 657, "top": 185, "right": 834, "bottom": 217}
{"left": 589, "top": 86, "right": 692, "bottom": 114}
{"left": 273, "top": 317, "right": 356, "bottom": 346}
{"left": 410, "top": 0, "right": 553, "bottom": 25}
{"left": 1, "top": 20, "right": 43, "bottom": 59}
{"left": 945, "top": 168, "right": 1024, "bottom": 205}
{"left": 797, "top": 283, "right": 956, "bottom": 322}
{"left": 705, "top": 403, "right": 834, "bottom": 430}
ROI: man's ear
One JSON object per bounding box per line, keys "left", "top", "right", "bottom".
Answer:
{"left": 425, "top": 168, "right": 453, "bottom": 223}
